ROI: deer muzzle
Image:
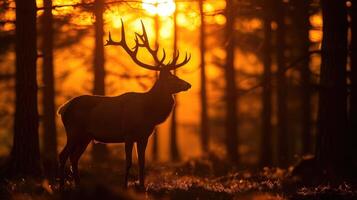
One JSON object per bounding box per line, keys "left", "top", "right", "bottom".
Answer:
{"left": 182, "top": 82, "right": 191, "bottom": 91}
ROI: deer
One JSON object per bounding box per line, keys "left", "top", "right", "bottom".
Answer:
{"left": 57, "top": 19, "right": 191, "bottom": 189}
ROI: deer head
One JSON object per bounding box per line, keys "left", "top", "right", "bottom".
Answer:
{"left": 105, "top": 19, "right": 191, "bottom": 94}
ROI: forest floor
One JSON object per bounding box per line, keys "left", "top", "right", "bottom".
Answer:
{"left": 1, "top": 154, "right": 357, "bottom": 200}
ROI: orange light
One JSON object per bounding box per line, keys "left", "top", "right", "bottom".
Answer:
{"left": 142, "top": 0, "right": 176, "bottom": 17}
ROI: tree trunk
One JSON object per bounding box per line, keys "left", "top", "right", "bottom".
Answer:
{"left": 290, "top": 0, "right": 312, "bottom": 156}
{"left": 260, "top": 0, "right": 273, "bottom": 167}
{"left": 152, "top": 13, "right": 160, "bottom": 161}
{"left": 348, "top": 0, "right": 357, "bottom": 166}
{"left": 92, "top": 0, "right": 108, "bottom": 162}
{"left": 298, "top": 1, "right": 312, "bottom": 156}
{"left": 170, "top": 6, "right": 180, "bottom": 161}
{"left": 7, "top": 0, "right": 41, "bottom": 177}
{"left": 316, "top": 0, "right": 348, "bottom": 174}
{"left": 170, "top": 108, "right": 179, "bottom": 161}
{"left": 41, "top": 0, "right": 58, "bottom": 180}
{"left": 224, "top": 0, "right": 239, "bottom": 163}
{"left": 273, "top": 0, "right": 289, "bottom": 166}
{"left": 199, "top": 0, "right": 209, "bottom": 153}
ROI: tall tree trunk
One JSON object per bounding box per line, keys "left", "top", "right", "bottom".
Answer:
{"left": 224, "top": 0, "right": 239, "bottom": 163}
{"left": 199, "top": 0, "right": 209, "bottom": 153}
{"left": 41, "top": 0, "right": 58, "bottom": 179}
{"left": 151, "top": 13, "right": 160, "bottom": 161}
{"left": 92, "top": 0, "right": 108, "bottom": 162}
{"left": 7, "top": 0, "right": 41, "bottom": 177}
{"left": 260, "top": 0, "right": 273, "bottom": 167}
{"left": 348, "top": 0, "right": 357, "bottom": 167}
{"left": 316, "top": 0, "right": 348, "bottom": 174}
{"left": 170, "top": 6, "right": 180, "bottom": 161}
{"left": 291, "top": 0, "right": 312, "bottom": 155}
{"left": 273, "top": 0, "right": 289, "bottom": 166}
{"left": 299, "top": 1, "right": 312, "bottom": 156}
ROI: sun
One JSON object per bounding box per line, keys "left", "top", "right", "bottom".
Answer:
{"left": 142, "top": 0, "right": 176, "bottom": 17}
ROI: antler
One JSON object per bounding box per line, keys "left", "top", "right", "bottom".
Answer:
{"left": 105, "top": 19, "right": 191, "bottom": 71}
{"left": 164, "top": 50, "right": 191, "bottom": 71}
{"left": 105, "top": 19, "right": 164, "bottom": 71}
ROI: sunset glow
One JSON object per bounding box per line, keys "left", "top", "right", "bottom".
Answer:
{"left": 2, "top": 0, "right": 346, "bottom": 198}
{"left": 142, "top": 0, "right": 176, "bottom": 16}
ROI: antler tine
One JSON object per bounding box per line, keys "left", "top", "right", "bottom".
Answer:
{"left": 105, "top": 32, "right": 120, "bottom": 46}
{"left": 165, "top": 52, "right": 191, "bottom": 70}
{"left": 120, "top": 19, "right": 126, "bottom": 44}
{"left": 105, "top": 19, "right": 126, "bottom": 47}
{"left": 134, "top": 20, "right": 165, "bottom": 66}
{"left": 160, "top": 49, "right": 167, "bottom": 64}
{"left": 139, "top": 20, "right": 152, "bottom": 48}
{"left": 173, "top": 50, "right": 180, "bottom": 64}
{"left": 133, "top": 34, "right": 141, "bottom": 49}
{"left": 165, "top": 50, "right": 179, "bottom": 66}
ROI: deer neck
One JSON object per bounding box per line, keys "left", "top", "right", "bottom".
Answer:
{"left": 148, "top": 80, "right": 173, "bottom": 97}
{"left": 146, "top": 81, "right": 174, "bottom": 124}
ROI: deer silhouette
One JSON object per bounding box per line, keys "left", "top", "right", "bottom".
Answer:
{"left": 57, "top": 19, "right": 191, "bottom": 188}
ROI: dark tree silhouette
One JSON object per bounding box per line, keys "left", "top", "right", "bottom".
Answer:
{"left": 260, "top": 0, "right": 273, "bottom": 167}
{"left": 224, "top": 0, "right": 239, "bottom": 163}
{"left": 6, "top": 0, "right": 41, "bottom": 177}
{"left": 273, "top": 0, "right": 289, "bottom": 166}
{"left": 316, "top": 0, "right": 348, "bottom": 177}
{"left": 151, "top": 13, "right": 160, "bottom": 162}
{"left": 199, "top": 0, "right": 209, "bottom": 153}
{"left": 348, "top": 0, "right": 357, "bottom": 167}
{"left": 92, "top": 0, "right": 108, "bottom": 162}
{"left": 170, "top": 5, "right": 180, "bottom": 161}
{"left": 291, "top": 0, "right": 312, "bottom": 155}
{"left": 41, "top": 0, "right": 58, "bottom": 179}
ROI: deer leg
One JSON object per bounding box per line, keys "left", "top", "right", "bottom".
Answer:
{"left": 124, "top": 141, "right": 134, "bottom": 188}
{"left": 137, "top": 138, "right": 148, "bottom": 188}
{"left": 69, "top": 138, "right": 90, "bottom": 186}
{"left": 59, "top": 142, "right": 74, "bottom": 188}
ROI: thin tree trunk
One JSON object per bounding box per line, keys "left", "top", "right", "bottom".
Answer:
{"left": 292, "top": 0, "right": 312, "bottom": 155}
{"left": 299, "top": 4, "right": 312, "bottom": 156}
{"left": 170, "top": 6, "right": 180, "bottom": 161}
{"left": 8, "top": 0, "right": 41, "bottom": 177}
{"left": 316, "top": 0, "right": 348, "bottom": 173}
{"left": 92, "top": 0, "right": 108, "bottom": 162}
{"left": 349, "top": 0, "right": 357, "bottom": 166}
{"left": 199, "top": 0, "right": 209, "bottom": 153}
{"left": 224, "top": 0, "right": 239, "bottom": 163}
{"left": 152, "top": 13, "right": 160, "bottom": 161}
{"left": 260, "top": 0, "right": 273, "bottom": 167}
{"left": 273, "top": 0, "right": 289, "bottom": 166}
{"left": 41, "top": 0, "right": 58, "bottom": 179}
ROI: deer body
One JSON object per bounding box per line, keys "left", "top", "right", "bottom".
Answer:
{"left": 60, "top": 82, "right": 176, "bottom": 143}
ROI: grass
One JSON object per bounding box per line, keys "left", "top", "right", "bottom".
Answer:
{"left": 1, "top": 155, "right": 356, "bottom": 200}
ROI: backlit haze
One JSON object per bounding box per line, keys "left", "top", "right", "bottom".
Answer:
{"left": 0, "top": 0, "right": 322, "bottom": 163}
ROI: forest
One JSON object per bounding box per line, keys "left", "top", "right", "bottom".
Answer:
{"left": 0, "top": 0, "right": 356, "bottom": 199}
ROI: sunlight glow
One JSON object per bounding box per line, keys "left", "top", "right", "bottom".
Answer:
{"left": 142, "top": 0, "right": 176, "bottom": 17}
{"left": 214, "top": 14, "right": 226, "bottom": 25}
{"left": 310, "top": 14, "right": 322, "bottom": 28}
{"left": 52, "top": 0, "right": 81, "bottom": 15}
